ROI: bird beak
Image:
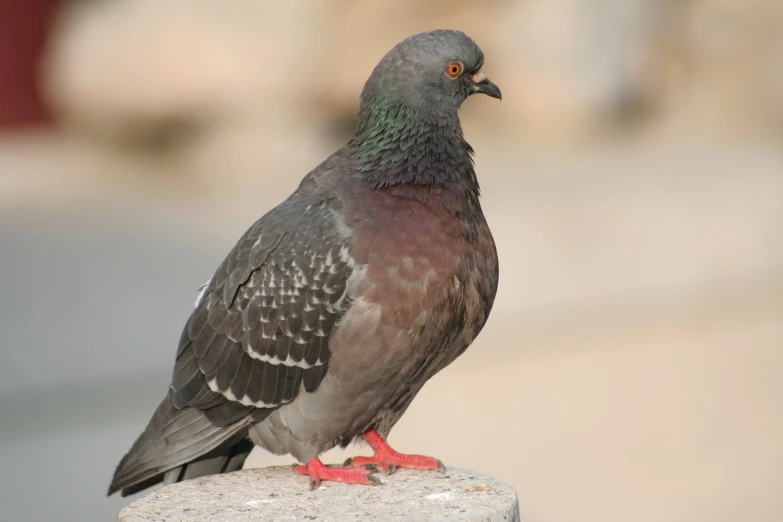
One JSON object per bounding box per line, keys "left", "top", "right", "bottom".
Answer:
{"left": 470, "top": 72, "right": 502, "bottom": 100}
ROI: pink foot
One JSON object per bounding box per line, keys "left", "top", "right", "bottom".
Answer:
{"left": 295, "top": 458, "right": 380, "bottom": 489}
{"left": 344, "top": 429, "right": 446, "bottom": 474}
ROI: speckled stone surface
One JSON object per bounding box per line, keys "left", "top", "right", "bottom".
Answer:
{"left": 117, "top": 466, "right": 520, "bottom": 522}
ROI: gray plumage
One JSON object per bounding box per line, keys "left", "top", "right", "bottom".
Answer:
{"left": 109, "top": 29, "right": 500, "bottom": 496}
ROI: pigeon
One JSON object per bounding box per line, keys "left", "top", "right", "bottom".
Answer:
{"left": 108, "top": 29, "right": 500, "bottom": 495}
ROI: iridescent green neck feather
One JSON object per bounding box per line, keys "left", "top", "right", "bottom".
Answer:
{"left": 346, "top": 90, "right": 476, "bottom": 189}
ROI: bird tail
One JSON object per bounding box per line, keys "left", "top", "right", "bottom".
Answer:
{"left": 107, "top": 391, "right": 254, "bottom": 497}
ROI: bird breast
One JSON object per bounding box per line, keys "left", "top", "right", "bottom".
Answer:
{"left": 330, "top": 193, "right": 492, "bottom": 382}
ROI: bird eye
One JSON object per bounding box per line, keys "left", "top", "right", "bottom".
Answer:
{"left": 445, "top": 61, "right": 463, "bottom": 78}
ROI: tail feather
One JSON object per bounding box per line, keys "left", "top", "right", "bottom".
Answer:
{"left": 108, "top": 392, "right": 253, "bottom": 497}
{"left": 179, "top": 438, "right": 254, "bottom": 482}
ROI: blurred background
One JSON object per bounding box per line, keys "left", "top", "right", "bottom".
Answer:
{"left": 1, "top": 0, "right": 781, "bottom": 521}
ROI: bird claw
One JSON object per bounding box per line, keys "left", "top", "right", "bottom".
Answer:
{"left": 300, "top": 431, "right": 445, "bottom": 490}
{"left": 347, "top": 429, "right": 446, "bottom": 474}
{"left": 343, "top": 457, "right": 378, "bottom": 470}
{"left": 345, "top": 452, "right": 445, "bottom": 474}
{"left": 295, "top": 458, "right": 380, "bottom": 488}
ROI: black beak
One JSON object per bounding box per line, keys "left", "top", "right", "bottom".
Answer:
{"left": 471, "top": 72, "right": 502, "bottom": 100}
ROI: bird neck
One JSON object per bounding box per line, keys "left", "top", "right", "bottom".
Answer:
{"left": 347, "top": 93, "right": 478, "bottom": 193}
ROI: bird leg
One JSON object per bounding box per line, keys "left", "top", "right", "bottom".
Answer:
{"left": 295, "top": 458, "right": 380, "bottom": 489}
{"left": 344, "top": 429, "right": 446, "bottom": 474}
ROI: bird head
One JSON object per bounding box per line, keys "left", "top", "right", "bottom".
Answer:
{"left": 359, "top": 30, "right": 501, "bottom": 113}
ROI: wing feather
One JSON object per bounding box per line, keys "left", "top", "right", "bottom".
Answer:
{"left": 197, "top": 336, "right": 230, "bottom": 374}
{"left": 111, "top": 177, "right": 357, "bottom": 497}
{"left": 171, "top": 193, "right": 356, "bottom": 418}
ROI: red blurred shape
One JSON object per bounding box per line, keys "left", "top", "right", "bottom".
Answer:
{"left": 0, "top": 0, "right": 61, "bottom": 130}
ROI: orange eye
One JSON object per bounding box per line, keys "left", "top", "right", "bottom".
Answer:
{"left": 445, "top": 61, "right": 462, "bottom": 78}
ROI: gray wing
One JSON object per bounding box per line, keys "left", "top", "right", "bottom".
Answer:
{"left": 170, "top": 191, "right": 355, "bottom": 427}
{"left": 108, "top": 185, "right": 358, "bottom": 496}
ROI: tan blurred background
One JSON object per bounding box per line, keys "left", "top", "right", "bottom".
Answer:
{"left": 1, "top": 1, "right": 781, "bottom": 521}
